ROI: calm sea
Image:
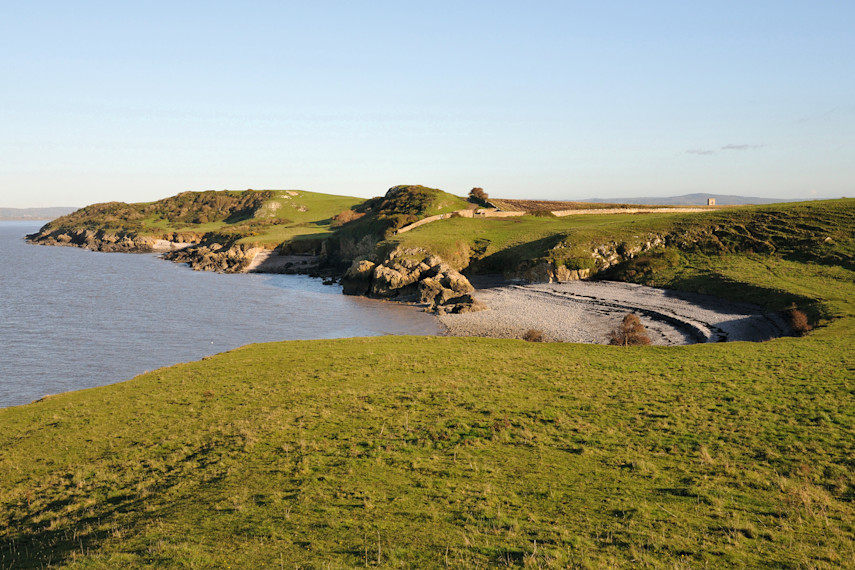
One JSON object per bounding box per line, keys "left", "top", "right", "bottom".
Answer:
{"left": 0, "top": 221, "right": 441, "bottom": 408}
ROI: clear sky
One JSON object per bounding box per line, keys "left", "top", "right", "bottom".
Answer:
{"left": 2, "top": 1, "right": 853, "bottom": 207}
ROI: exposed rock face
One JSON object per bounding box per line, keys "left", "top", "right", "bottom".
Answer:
{"left": 341, "top": 260, "right": 377, "bottom": 296}
{"left": 516, "top": 262, "right": 592, "bottom": 284}
{"left": 162, "top": 243, "right": 260, "bottom": 273}
{"left": 507, "top": 234, "right": 668, "bottom": 284}
{"left": 341, "top": 248, "right": 485, "bottom": 314}
{"left": 591, "top": 235, "right": 666, "bottom": 269}
{"left": 26, "top": 228, "right": 163, "bottom": 252}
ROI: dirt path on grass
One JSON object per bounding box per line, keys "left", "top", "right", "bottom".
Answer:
{"left": 437, "top": 280, "right": 791, "bottom": 345}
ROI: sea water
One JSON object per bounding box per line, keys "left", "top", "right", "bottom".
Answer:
{"left": 0, "top": 222, "right": 441, "bottom": 408}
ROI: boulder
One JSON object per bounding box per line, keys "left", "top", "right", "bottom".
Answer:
{"left": 417, "top": 277, "right": 444, "bottom": 305}
{"left": 553, "top": 265, "right": 591, "bottom": 282}
{"left": 342, "top": 260, "right": 377, "bottom": 296}
{"left": 371, "top": 264, "right": 420, "bottom": 298}
{"left": 434, "top": 294, "right": 487, "bottom": 315}
{"left": 352, "top": 246, "right": 484, "bottom": 313}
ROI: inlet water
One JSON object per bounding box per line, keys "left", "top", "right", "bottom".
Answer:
{"left": 0, "top": 222, "right": 441, "bottom": 408}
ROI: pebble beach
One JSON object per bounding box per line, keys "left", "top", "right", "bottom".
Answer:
{"left": 437, "top": 280, "right": 791, "bottom": 345}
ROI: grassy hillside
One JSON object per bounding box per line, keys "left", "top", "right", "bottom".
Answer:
{"left": 1, "top": 270, "right": 853, "bottom": 567}
{"left": 4, "top": 196, "right": 853, "bottom": 567}
{"left": 35, "top": 190, "right": 364, "bottom": 248}
{"left": 324, "top": 184, "right": 472, "bottom": 264}
{"left": 387, "top": 199, "right": 854, "bottom": 278}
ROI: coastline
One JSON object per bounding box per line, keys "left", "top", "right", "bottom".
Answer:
{"left": 437, "top": 280, "right": 791, "bottom": 345}
{"left": 23, "top": 229, "right": 792, "bottom": 346}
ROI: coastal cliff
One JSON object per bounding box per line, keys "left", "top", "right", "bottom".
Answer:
{"left": 341, "top": 247, "right": 485, "bottom": 314}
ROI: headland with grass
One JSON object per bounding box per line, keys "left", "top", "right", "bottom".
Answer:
{"left": 6, "top": 186, "right": 854, "bottom": 566}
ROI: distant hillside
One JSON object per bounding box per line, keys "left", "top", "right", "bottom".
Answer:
{"left": 0, "top": 207, "right": 77, "bottom": 220}
{"left": 28, "top": 190, "right": 363, "bottom": 248}
{"left": 583, "top": 193, "right": 788, "bottom": 206}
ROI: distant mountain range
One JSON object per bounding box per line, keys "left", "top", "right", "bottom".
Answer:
{"left": 0, "top": 207, "right": 78, "bottom": 221}
{"left": 584, "top": 193, "right": 789, "bottom": 206}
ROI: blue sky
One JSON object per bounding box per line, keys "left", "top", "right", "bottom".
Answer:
{"left": 2, "top": 1, "right": 853, "bottom": 207}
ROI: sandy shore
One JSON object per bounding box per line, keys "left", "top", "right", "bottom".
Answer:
{"left": 437, "top": 280, "right": 791, "bottom": 345}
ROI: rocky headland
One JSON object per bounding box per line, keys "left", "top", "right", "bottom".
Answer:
{"left": 341, "top": 248, "right": 485, "bottom": 314}
{"left": 25, "top": 186, "right": 835, "bottom": 344}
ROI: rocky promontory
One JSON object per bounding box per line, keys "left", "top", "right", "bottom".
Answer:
{"left": 161, "top": 243, "right": 263, "bottom": 273}
{"left": 27, "top": 227, "right": 166, "bottom": 252}
{"left": 342, "top": 247, "right": 486, "bottom": 314}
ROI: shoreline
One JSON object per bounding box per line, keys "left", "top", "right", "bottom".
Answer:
{"left": 23, "top": 231, "right": 792, "bottom": 346}
{"left": 436, "top": 280, "right": 791, "bottom": 345}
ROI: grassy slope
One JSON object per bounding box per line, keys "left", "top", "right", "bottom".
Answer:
{"left": 388, "top": 199, "right": 855, "bottom": 275}
{"left": 2, "top": 199, "right": 854, "bottom": 568}
{"left": 237, "top": 190, "right": 364, "bottom": 246}
{"left": 155, "top": 190, "right": 363, "bottom": 247}
{"left": 388, "top": 211, "right": 688, "bottom": 270}
{"left": 325, "top": 185, "right": 472, "bottom": 264}
{"left": 1, "top": 319, "right": 853, "bottom": 567}
{"left": 41, "top": 190, "right": 363, "bottom": 249}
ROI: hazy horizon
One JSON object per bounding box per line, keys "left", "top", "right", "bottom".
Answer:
{"left": 3, "top": 2, "right": 853, "bottom": 208}
{"left": 6, "top": 190, "right": 843, "bottom": 216}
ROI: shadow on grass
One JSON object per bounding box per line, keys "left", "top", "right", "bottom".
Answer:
{"left": 1, "top": 493, "right": 143, "bottom": 567}
{"left": 0, "top": 438, "right": 242, "bottom": 567}
{"left": 470, "top": 234, "right": 566, "bottom": 274}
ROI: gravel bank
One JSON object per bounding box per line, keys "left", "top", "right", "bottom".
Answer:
{"left": 437, "top": 281, "right": 791, "bottom": 345}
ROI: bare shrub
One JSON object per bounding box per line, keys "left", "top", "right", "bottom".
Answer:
{"left": 607, "top": 313, "right": 652, "bottom": 346}
{"left": 522, "top": 329, "right": 545, "bottom": 342}
{"left": 789, "top": 307, "right": 813, "bottom": 336}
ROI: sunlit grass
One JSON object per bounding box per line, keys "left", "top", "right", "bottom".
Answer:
{"left": 4, "top": 198, "right": 853, "bottom": 567}
{"left": 1, "top": 256, "right": 854, "bottom": 567}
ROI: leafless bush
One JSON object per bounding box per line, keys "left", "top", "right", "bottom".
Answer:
{"left": 607, "top": 313, "right": 652, "bottom": 346}
{"left": 789, "top": 307, "right": 812, "bottom": 336}
{"left": 522, "top": 329, "right": 545, "bottom": 342}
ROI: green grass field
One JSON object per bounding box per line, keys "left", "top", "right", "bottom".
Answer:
{"left": 36, "top": 190, "right": 364, "bottom": 249}
{"left": 387, "top": 199, "right": 855, "bottom": 275}
{"left": 4, "top": 197, "right": 854, "bottom": 567}
{"left": 388, "top": 211, "right": 688, "bottom": 270}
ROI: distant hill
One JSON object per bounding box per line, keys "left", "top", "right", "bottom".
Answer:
{"left": 0, "top": 207, "right": 78, "bottom": 221}
{"left": 583, "top": 193, "right": 788, "bottom": 206}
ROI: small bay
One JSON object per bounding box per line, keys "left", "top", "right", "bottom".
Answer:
{"left": 0, "top": 222, "right": 441, "bottom": 408}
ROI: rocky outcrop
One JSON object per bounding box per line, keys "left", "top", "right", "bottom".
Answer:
{"left": 514, "top": 262, "right": 592, "bottom": 284}
{"left": 418, "top": 281, "right": 487, "bottom": 314}
{"left": 27, "top": 228, "right": 163, "bottom": 252}
{"left": 162, "top": 243, "right": 263, "bottom": 273}
{"left": 341, "top": 248, "right": 485, "bottom": 314}
{"left": 341, "top": 260, "right": 377, "bottom": 296}
{"left": 506, "top": 234, "right": 668, "bottom": 284}
{"left": 247, "top": 252, "right": 320, "bottom": 274}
